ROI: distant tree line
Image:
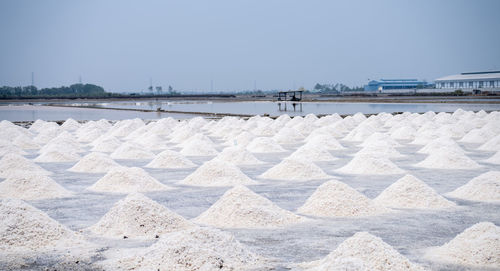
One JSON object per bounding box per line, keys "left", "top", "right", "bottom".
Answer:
{"left": 0, "top": 84, "right": 114, "bottom": 99}
{"left": 313, "top": 83, "right": 364, "bottom": 93}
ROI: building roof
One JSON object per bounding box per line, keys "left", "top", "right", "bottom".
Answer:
{"left": 436, "top": 71, "right": 500, "bottom": 81}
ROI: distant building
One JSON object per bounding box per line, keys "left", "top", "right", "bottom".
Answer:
{"left": 364, "top": 79, "right": 430, "bottom": 92}
{"left": 435, "top": 71, "right": 500, "bottom": 91}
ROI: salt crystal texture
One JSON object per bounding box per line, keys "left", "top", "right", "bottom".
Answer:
{"left": 34, "top": 149, "right": 81, "bottom": 163}
{"left": 0, "top": 154, "right": 52, "bottom": 178}
{"left": 90, "top": 136, "right": 122, "bottom": 153}
{"left": 484, "top": 151, "right": 500, "bottom": 165}
{"left": 88, "top": 167, "right": 170, "bottom": 193}
{"left": 415, "top": 150, "right": 481, "bottom": 170}
{"left": 300, "top": 232, "right": 425, "bottom": 271}
{"left": 259, "top": 158, "right": 330, "bottom": 181}
{"left": 110, "top": 142, "right": 156, "bottom": 160}
{"left": 426, "top": 222, "right": 500, "bottom": 268}
{"left": 194, "top": 185, "right": 305, "bottom": 228}
{"left": 298, "top": 180, "right": 390, "bottom": 217}
{"left": 246, "top": 137, "right": 286, "bottom": 153}
{"left": 303, "top": 135, "right": 345, "bottom": 150}
{"left": 107, "top": 227, "right": 267, "bottom": 271}
{"left": 477, "top": 134, "right": 500, "bottom": 152}
{"left": 0, "top": 175, "right": 72, "bottom": 200}
{"left": 373, "top": 174, "right": 456, "bottom": 209}
{"left": 179, "top": 139, "right": 218, "bottom": 156}
{"left": 146, "top": 150, "right": 197, "bottom": 169}
{"left": 0, "top": 199, "right": 87, "bottom": 252}
{"left": 180, "top": 159, "right": 258, "bottom": 187}
{"left": 446, "top": 171, "right": 500, "bottom": 203}
{"left": 88, "top": 193, "right": 194, "bottom": 239}
{"left": 287, "top": 143, "right": 337, "bottom": 162}
{"left": 337, "top": 154, "right": 405, "bottom": 175}
{"left": 68, "top": 152, "right": 121, "bottom": 173}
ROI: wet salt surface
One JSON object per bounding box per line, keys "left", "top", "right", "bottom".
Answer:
{"left": 12, "top": 135, "right": 500, "bottom": 270}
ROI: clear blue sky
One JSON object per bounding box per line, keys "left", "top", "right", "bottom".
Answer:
{"left": 0, "top": 0, "right": 499, "bottom": 92}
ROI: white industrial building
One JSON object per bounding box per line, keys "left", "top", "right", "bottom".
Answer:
{"left": 435, "top": 71, "right": 500, "bottom": 92}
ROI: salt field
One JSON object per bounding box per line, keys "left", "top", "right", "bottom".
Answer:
{"left": 0, "top": 109, "right": 499, "bottom": 270}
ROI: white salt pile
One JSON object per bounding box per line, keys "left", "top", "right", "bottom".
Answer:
{"left": 0, "top": 175, "right": 72, "bottom": 200}
{"left": 484, "top": 151, "right": 500, "bottom": 165}
{"left": 300, "top": 232, "right": 425, "bottom": 271}
{"left": 259, "top": 158, "right": 330, "bottom": 181}
{"left": 297, "top": 180, "right": 390, "bottom": 217}
{"left": 415, "top": 150, "right": 481, "bottom": 170}
{"left": 0, "top": 145, "right": 27, "bottom": 157}
{"left": 373, "top": 174, "right": 456, "bottom": 209}
{"left": 110, "top": 142, "right": 155, "bottom": 160}
{"left": 287, "top": 143, "right": 337, "bottom": 162}
{"left": 180, "top": 159, "right": 257, "bottom": 187}
{"left": 34, "top": 149, "right": 81, "bottom": 163}
{"left": 106, "top": 227, "right": 267, "bottom": 271}
{"left": 90, "top": 136, "right": 122, "bottom": 153}
{"left": 61, "top": 118, "right": 81, "bottom": 131}
{"left": 179, "top": 138, "right": 218, "bottom": 156}
{"left": 355, "top": 143, "right": 404, "bottom": 159}
{"left": 216, "top": 146, "right": 264, "bottom": 166}
{"left": 177, "top": 133, "right": 214, "bottom": 148}
{"left": 223, "top": 131, "right": 255, "bottom": 147}
{"left": 460, "top": 128, "right": 496, "bottom": 144}
{"left": 194, "top": 185, "right": 305, "bottom": 229}
{"left": 0, "top": 154, "right": 52, "bottom": 178}
{"left": 477, "top": 134, "right": 500, "bottom": 152}
{"left": 360, "top": 132, "right": 401, "bottom": 148}
{"left": 88, "top": 167, "right": 170, "bottom": 193}
{"left": 390, "top": 125, "right": 417, "bottom": 140}
{"left": 132, "top": 133, "right": 169, "bottom": 150}
{"left": 417, "top": 137, "right": 466, "bottom": 155}
{"left": 446, "top": 171, "right": 500, "bottom": 203}
{"left": 304, "top": 134, "right": 345, "bottom": 150}
{"left": 12, "top": 134, "right": 40, "bottom": 150}
{"left": 145, "top": 150, "right": 197, "bottom": 169}
{"left": 336, "top": 154, "right": 405, "bottom": 175}
{"left": 246, "top": 137, "right": 286, "bottom": 153}
{"left": 426, "top": 222, "right": 500, "bottom": 268}
{"left": 0, "top": 199, "right": 86, "bottom": 251}
{"left": 88, "top": 193, "right": 194, "bottom": 239}
{"left": 342, "top": 124, "right": 376, "bottom": 142}
{"left": 272, "top": 127, "right": 305, "bottom": 144}
{"left": 68, "top": 152, "right": 121, "bottom": 173}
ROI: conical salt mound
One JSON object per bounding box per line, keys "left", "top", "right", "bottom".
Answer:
{"left": 68, "top": 152, "right": 121, "bottom": 173}
{"left": 180, "top": 159, "right": 257, "bottom": 187}
{"left": 0, "top": 145, "right": 27, "bottom": 157}
{"left": 194, "top": 185, "right": 305, "bottom": 228}
{"left": 34, "top": 149, "right": 81, "bottom": 163}
{"left": 300, "top": 232, "right": 425, "bottom": 271}
{"left": 0, "top": 199, "right": 86, "bottom": 251}
{"left": 88, "top": 167, "right": 170, "bottom": 193}
{"left": 179, "top": 139, "right": 218, "bottom": 156}
{"left": 415, "top": 150, "right": 481, "bottom": 169}
{"left": 146, "top": 150, "right": 197, "bottom": 169}
{"left": 107, "top": 227, "right": 268, "bottom": 271}
{"left": 373, "top": 174, "right": 455, "bottom": 209}
{"left": 484, "top": 151, "right": 500, "bottom": 165}
{"left": 246, "top": 137, "right": 286, "bottom": 153}
{"left": 297, "top": 180, "right": 390, "bottom": 217}
{"left": 259, "top": 158, "right": 330, "bottom": 181}
{"left": 287, "top": 143, "right": 337, "bottom": 162}
{"left": 355, "top": 144, "right": 404, "bottom": 159}
{"left": 61, "top": 118, "right": 81, "bottom": 131}
{"left": 88, "top": 193, "right": 194, "bottom": 239}
{"left": 90, "top": 136, "right": 122, "bottom": 153}
{"left": 337, "top": 154, "right": 405, "bottom": 175}
{"left": 12, "top": 134, "right": 40, "bottom": 150}
{"left": 0, "top": 175, "right": 72, "bottom": 200}
{"left": 216, "top": 146, "right": 264, "bottom": 166}
{"left": 446, "top": 171, "right": 500, "bottom": 203}
{"left": 303, "top": 134, "right": 345, "bottom": 150}
{"left": 110, "top": 142, "right": 155, "bottom": 160}
{"left": 0, "top": 154, "right": 52, "bottom": 178}
{"left": 477, "top": 134, "right": 500, "bottom": 152}
{"left": 426, "top": 222, "right": 500, "bottom": 268}
{"left": 417, "top": 137, "right": 466, "bottom": 155}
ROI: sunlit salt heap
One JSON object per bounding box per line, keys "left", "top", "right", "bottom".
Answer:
{"left": 460, "top": 127, "right": 496, "bottom": 144}
{"left": 107, "top": 227, "right": 267, "bottom": 271}
{"left": 272, "top": 126, "right": 305, "bottom": 144}
{"left": 298, "top": 180, "right": 390, "bottom": 217}
{"left": 180, "top": 158, "right": 257, "bottom": 187}
{"left": 337, "top": 153, "right": 405, "bottom": 175}
{"left": 484, "top": 151, "right": 500, "bottom": 165}
{"left": 246, "top": 137, "right": 286, "bottom": 153}
{"left": 68, "top": 152, "right": 121, "bottom": 173}
{"left": 360, "top": 132, "right": 401, "bottom": 148}
{"left": 287, "top": 143, "right": 337, "bottom": 162}
{"left": 355, "top": 143, "right": 404, "bottom": 159}
{"left": 373, "top": 174, "right": 456, "bottom": 209}
{"left": 194, "top": 185, "right": 305, "bottom": 228}
{"left": 343, "top": 123, "right": 376, "bottom": 142}
{"left": 131, "top": 133, "right": 169, "bottom": 150}
{"left": 478, "top": 134, "right": 500, "bottom": 152}
{"left": 34, "top": 149, "right": 82, "bottom": 163}
{"left": 110, "top": 142, "right": 155, "bottom": 160}
{"left": 179, "top": 138, "right": 218, "bottom": 156}
{"left": 390, "top": 125, "right": 417, "bottom": 140}
{"left": 89, "top": 167, "right": 170, "bottom": 193}
{"left": 0, "top": 174, "right": 72, "bottom": 200}
{"left": 417, "top": 137, "right": 466, "bottom": 155}
{"left": 12, "top": 134, "right": 40, "bottom": 150}
{"left": 0, "top": 145, "right": 27, "bottom": 157}
{"left": 446, "top": 171, "right": 500, "bottom": 203}
{"left": 216, "top": 146, "right": 264, "bottom": 166}
{"left": 90, "top": 135, "right": 122, "bottom": 153}
{"left": 0, "top": 154, "right": 52, "bottom": 178}
{"left": 88, "top": 193, "right": 194, "bottom": 239}
{"left": 303, "top": 134, "right": 345, "bottom": 150}
{"left": 259, "top": 158, "right": 330, "bottom": 181}
{"left": 415, "top": 149, "right": 481, "bottom": 169}
{"left": 146, "top": 150, "right": 196, "bottom": 169}
{"left": 61, "top": 118, "right": 81, "bottom": 131}
{"left": 300, "top": 232, "right": 425, "bottom": 271}
{"left": 0, "top": 199, "right": 86, "bottom": 251}
{"left": 426, "top": 222, "right": 500, "bottom": 268}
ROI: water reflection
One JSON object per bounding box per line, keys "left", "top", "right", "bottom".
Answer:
{"left": 277, "top": 102, "right": 303, "bottom": 112}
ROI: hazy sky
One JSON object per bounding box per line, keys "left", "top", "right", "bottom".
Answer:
{"left": 1, "top": 0, "right": 499, "bottom": 92}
